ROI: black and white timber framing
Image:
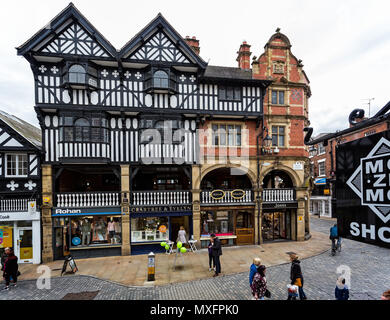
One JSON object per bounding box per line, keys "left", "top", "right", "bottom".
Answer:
{"left": 0, "top": 111, "right": 41, "bottom": 195}
{"left": 17, "top": 3, "right": 271, "bottom": 166}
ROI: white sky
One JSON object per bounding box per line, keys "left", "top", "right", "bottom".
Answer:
{"left": 1, "top": 0, "right": 389, "bottom": 136}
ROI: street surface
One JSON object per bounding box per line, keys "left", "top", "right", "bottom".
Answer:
{"left": 1, "top": 217, "right": 389, "bottom": 300}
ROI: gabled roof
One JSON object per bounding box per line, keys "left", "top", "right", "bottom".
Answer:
{"left": 118, "top": 13, "right": 208, "bottom": 69}
{"left": 16, "top": 2, "right": 117, "bottom": 58}
{"left": 0, "top": 110, "right": 41, "bottom": 149}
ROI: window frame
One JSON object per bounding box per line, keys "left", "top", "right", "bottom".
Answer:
{"left": 218, "top": 85, "right": 242, "bottom": 102}
{"left": 5, "top": 153, "right": 28, "bottom": 178}
{"left": 211, "top": 124, "right": 242, "bottom": 147}
{"left": 59, "top": 114, "right": 109, "bottom": 143}
{"left": 318, "top": 159, "right": 326, "bottom": 177}
{"left": 271, "top": 90, "right": 285, "bottom": 105}
{"left": 62, "top": 62, "right": 99, "bottom": 90}
{"left": 271, "top": 125, "right": 286, "bottom": 147}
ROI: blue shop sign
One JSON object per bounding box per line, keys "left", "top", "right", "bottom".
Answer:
{"left": 314, "top": 178, "right": 327, "bottom": 185}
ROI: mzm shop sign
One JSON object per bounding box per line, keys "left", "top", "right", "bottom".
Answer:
{"left": 336, "top": 133, "right": 390, "bottom": 247}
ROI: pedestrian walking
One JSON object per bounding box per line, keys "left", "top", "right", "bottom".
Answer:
{"left": 289, "top": 253, "right": 307, "bottom": 300}
{"left": 381, "top": 290, "right": 390, "bottom": 300}
{"left": 207, "top": 240, "right": 215, "bottom": 272}
{"left": 335, "top": 276, "right": 349, "bottom": 300}
{"left": 177, "top": 226, "right": 187, "bottom": 245}
{"left": 249, "top": 257, "right": 261, "bottom": 286}
{"left": 251, "top": 265, "right": 268, "bottom": 300}
{"left": 2, "top": 247, "right": 18, "bottom": 290}
{"left": 210, "top": 233, "right": 222, "bottom": 277}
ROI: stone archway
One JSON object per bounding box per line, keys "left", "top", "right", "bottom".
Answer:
{"left": 194, "top": 163, "right": 257, "bottom": 190}
{"left": 261, "top": 164, "right": 302, "bottom": 188}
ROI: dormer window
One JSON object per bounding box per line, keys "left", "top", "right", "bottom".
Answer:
{"left": 144, "top": 67, "right": 177, "bottom": 93}
{"left": 62, "top": 62, "right": 98, "bottom": 89}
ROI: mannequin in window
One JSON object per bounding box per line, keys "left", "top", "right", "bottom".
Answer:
{"left": 93, "top": 217, "right": 107, "bottom": 241}
{"left": 107, "top": 218, "right": 116, "bottom": 244}
{"left": 81, "top": 219, "right": 92, "bottom": 246}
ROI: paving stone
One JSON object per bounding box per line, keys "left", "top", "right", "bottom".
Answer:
{"left": 1, "top": 217, "right": 388, "bottom": 300}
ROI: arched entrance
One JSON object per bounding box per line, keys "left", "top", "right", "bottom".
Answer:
{"left": 261, "top": 169, "right": 297, "bottom": 242}
{"left": 199, "top": 167, "right": 255, "bottom": 247}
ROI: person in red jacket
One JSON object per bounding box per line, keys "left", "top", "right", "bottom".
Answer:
{"left": 2, "top": 247, "right": 18, "bottom": 290}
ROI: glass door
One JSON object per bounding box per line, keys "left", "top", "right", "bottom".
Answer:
{"left": 17, "top": 228, "right": 33, "bottom": 263}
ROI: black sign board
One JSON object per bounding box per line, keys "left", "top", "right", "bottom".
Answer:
{"left": 336, "top": 131, "right": 390, "bottom": 248}
{"left": 262, "top": 202, "right": 298, "bottom": 210}
{"left": 61, "top": 255, "right": 78, "bottom": 275}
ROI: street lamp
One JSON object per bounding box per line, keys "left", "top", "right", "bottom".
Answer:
{"left": 262, "top": 128, "right": 273, "bottom": 154}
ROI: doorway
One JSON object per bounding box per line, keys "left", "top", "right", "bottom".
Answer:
{"left": 235, "top": 210, "right": 254, "bottom": 245}
{"left": 17, "top": 228, "right": 33, "bottom": 263}
{"left": 170, "top": 216, "right": 191, "bottom": 242}
{"left": 262, "top": 211, "right": 291, "bottom": 241}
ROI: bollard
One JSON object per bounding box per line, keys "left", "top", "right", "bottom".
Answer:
{"left": 147, "top": 252, "right": 155, "bottom": 281}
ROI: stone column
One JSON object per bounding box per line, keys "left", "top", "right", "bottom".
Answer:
{"left": 41, "top": 165, "right": 53, "bottom": 263}
{"left": 254, "top": 189, "right": 262, "bottom": 245}
{"left": 120, "top": 165, "right": 131, "bottom": 256}
{"left": 192, "top": 165, "right": 201, "bottom": 248}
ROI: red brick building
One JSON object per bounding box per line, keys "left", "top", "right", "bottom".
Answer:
{"left": 309, "top": 102, "right": 390, "bottom": 218}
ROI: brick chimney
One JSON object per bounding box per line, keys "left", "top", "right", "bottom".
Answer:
{"left": 236, "top": 41, "right": 252, "bottom": 69}
{"left": 185, "top": 36, "right": 200, "bottom": 55}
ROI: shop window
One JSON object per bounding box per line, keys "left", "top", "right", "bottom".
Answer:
{"left": 218, "top": 86, "right": 242, "bottom": 102}
{"left": 200, "top": 210, "right": 234, "bottom": 235}
{"left": 131, "top": 217, "right": 169, "bottom": 242}
{"left": 5, "top": 154, "right": 28, "bottom": 177}
{"left": 212, "top": 124, "right": 242, "bottom": 146}
{"left": 271, "top": 90, "right": 285, "bottom": 105}
{"left": 68, "top": 216, "right": 122, "bottom": 248}
{"left": 272, "top": 126, "right": 285, "bottom": 147}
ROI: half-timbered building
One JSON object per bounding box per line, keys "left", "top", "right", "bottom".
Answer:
{"left": 0, "top": 110, "right": 41, "bottom": 264}
{"left": 17, "top": 3, "right": 311, "bottom": 261}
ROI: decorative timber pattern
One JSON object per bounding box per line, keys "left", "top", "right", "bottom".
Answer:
{"left": 40, "top": 22, "right": 110, "bottom": 57}
{"left": 130, "top": 32, "right": 190, "bottom": 63}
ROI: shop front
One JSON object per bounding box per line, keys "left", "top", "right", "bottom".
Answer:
{"left": 0, "top": 200, "right": 40, "bottom": 264}
{"left": 199, "top": 206, "right": 255, "bottom": 247}
{"left": 52, "top": 207, "right": 122, "bottom": 259}
{"left": 130, "top": 205, "right": 193, "bottom": 255}
{"left": 262, "top": 202, "right": 297, "bottom": 242}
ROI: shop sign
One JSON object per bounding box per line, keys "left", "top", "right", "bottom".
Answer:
{"left": 130, "top": 205, "right": 192, "bottom": 213}
{"left": 0, "top": 226, "right": 13, "bottom": 248}
{"left": 293, "top": 162, "right": 304, "bottom": 170}
{"left": 158, "top": 225, "right": 167, "bottom": 233}
{"left": 53, "top": 207, "right": 121, "bottom": 216}
{"left": 230, "top": 189, "right": 246, "bottom": 200}
{"left": 262, "top": 202, "right": 298, "bottom": 209}
{"left": 337, "top": 132, "right": 390, "bottom": 248}
{"left": 315, "top": 178, "right": 327, "bottom": 185}
{"left": 210, "top": 190, "right": 225, "bottom": 200}
{"left": 28, "top": 201, "right": 36, "bottom": 214}
{"left": 324, "top": 189, "right": 330, "bottom": 195}
{"left": 55, "top": 209, "right": 82, "bottom": 215}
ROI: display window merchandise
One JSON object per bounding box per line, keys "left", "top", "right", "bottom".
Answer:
{"left": 200, "top": 210, "right": 234, "bottom": 236}
{"left": 54, "top": 215, "right": 122, "bottom": 253}
{"left": 131, "top": 217, "right": 169, "bottom": 242}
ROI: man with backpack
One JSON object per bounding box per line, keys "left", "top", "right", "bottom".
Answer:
{"left": 330, "top": 224, "right": 341, "bottom": 254}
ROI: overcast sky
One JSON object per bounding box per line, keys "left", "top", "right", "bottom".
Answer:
{"left": 1, "top": 0, "right": 389, "bottom": 136}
